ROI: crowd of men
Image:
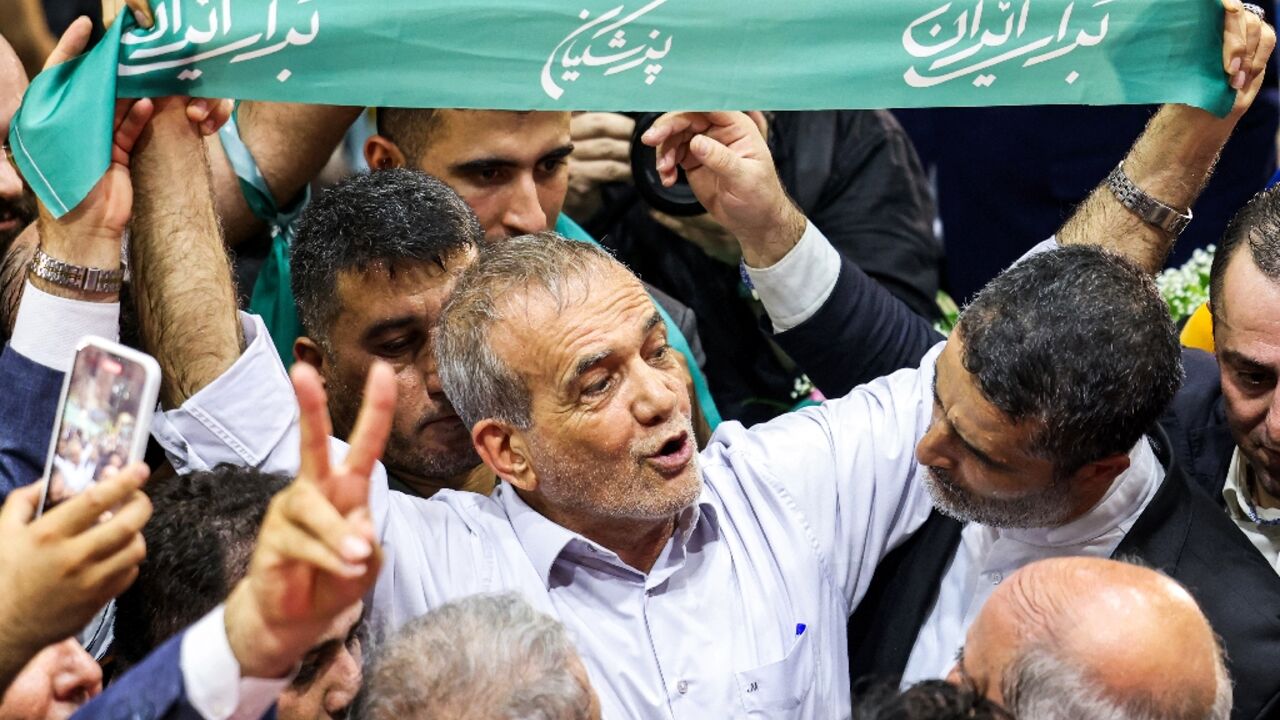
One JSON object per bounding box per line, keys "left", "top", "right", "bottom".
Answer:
{"left": 0, "top": 0, "right": 1279, "bottom": 718}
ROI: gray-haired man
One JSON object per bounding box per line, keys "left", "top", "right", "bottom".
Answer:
{"left": 358, "top": 593, "right": 600, "bottom": 720}
{"left": 143, "top": 14, "right": 1273, "bottom": 718}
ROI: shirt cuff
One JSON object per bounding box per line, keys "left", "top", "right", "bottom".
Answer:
{"left": 10, "top": 281, "right": 119, "bottom": 372}
{"left": 1019, "top": 236, "right": 1060, "bottom": 262}
{"left": 744, "top": 222, "right": 841, "bottom": 333}
{"left": 181, "top": 605, "right": 291, "bottom": 720}
{"left": 150, "top": 312, "right": 299, "bottom": 472}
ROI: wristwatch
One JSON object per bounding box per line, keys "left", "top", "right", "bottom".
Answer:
{"left": 1106, "top": 162, "right": 1193, "bottom": 237}
{"left": 29, "top": 247, "right": 124, "bottom": 294}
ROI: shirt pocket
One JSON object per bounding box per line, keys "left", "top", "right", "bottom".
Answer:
{"left": 734, "top": 628, "right": 816, "bottom": 715}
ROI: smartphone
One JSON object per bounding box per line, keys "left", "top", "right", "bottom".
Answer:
{"left": 37, "top": 337, "right": 161, "bottom": 516}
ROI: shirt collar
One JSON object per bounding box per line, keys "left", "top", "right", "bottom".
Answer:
{"left": 999, "top": 436, "right": 1163, "bottom": 548}
{"left": 497, "top": 481, "right": 717, "bottom": 589}
{"left": 1223, "top": 448, "right": 1280, "bottom": 526}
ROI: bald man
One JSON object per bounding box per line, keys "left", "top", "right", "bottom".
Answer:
{"left": 951, "top": 557, "right": 1231, "bottom": 719}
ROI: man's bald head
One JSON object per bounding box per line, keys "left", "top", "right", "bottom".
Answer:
{"left": 957, "top": 557, "right": 1230, "bottom": 720}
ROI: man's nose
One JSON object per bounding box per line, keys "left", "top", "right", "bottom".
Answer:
{"left": 502, "top": 174, "right": 549, "bottom": 236}
{"left": 418, "top": 348, "right": 445, "bottom": 396}
{"left": 915, "top": 421, "right": 953, "bottom": 470}
{"left": 633, "top": 361, "right": 678, "bottom": 426}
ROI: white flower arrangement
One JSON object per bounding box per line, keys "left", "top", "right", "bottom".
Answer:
{"left": 1155, "top": 245, "right": 1215, "bottom": 324}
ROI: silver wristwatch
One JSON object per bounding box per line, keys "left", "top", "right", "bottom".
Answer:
{"left": 1106, "top": 162, "right": 1193, "bottom": 237}
{"left": 29, "top": 247, "right": 124, "bottom": 294}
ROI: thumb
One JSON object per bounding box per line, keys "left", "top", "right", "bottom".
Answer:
{"left": 0, "top": 484, "right": 42, "bottom": 530}
{"left": 687, "top": 134, "right": 742, "bottom": 179}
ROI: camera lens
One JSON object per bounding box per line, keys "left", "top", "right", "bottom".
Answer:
{"left": 630, "top": 112, "right": 706, "bottom": 217}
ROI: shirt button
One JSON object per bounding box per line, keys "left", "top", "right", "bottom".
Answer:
{"left": 991, "top": 572, "right": 1003, "bottom": 584}
{"left": 677, "top": 680, "right": 689, "bottom": 695}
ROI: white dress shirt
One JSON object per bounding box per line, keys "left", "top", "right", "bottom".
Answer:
{"left": 900, "top": 437, "right": 1164, "bottom": 683}
{"left": 745, "top": 230, "right": 1169, "bottom": 683}
{"left": 153, "top": 222, "right": 961, "bottom": 718}
{"left": 1222, "top": 448, "right": 1280, "bottom": 572}
{"left": 9, "top": 282, "right": 293, "bottom": 720}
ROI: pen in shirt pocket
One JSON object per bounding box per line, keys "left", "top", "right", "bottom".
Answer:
{"left": 795, "top": 623, "right": 807, "bottom": 637}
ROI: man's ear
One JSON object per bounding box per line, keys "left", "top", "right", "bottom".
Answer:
{"left": 473, "top": 420, "right": 537, "bottom": 491}
{"left": 365, "top": 135, "right": 407, "bottom": 171}
{"left": 1068, "top": 452, "right": 1131, "bottom": 512}
{"left": 294, "top": 337, "right": 326, "bottom": 378}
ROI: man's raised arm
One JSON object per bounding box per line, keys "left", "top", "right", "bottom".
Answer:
{"left": 129, "top": 98, "right": 242, "bottom": 409}
{"left": 209, "top": 102, "right": 362, "bottom": 247}
{"left": 1058, "top": 0, "right": 1275, "bottom": 270}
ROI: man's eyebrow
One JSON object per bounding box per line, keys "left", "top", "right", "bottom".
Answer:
{"left": 1222, "top": 348, "right": 1271, "bottom": 372}
{"left": 451, "top": 157, "right": 518, "bottom": 174}
{"left": 643, "top": 310, "right": 662, "bottom": 335}
{"left": 362, "top": 315, "right": 419, "bottom": 340}
{"left": 540, "top": 144, "right": 575, "bottom": 162}
{"left": 572, "top": 350, "right": 613, "bottom": 384}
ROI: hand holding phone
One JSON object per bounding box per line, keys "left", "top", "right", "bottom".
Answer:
{"left": 0, "top": 465, "right": 152, "bottom": 685}
{"left": 38, "top": 337, "right": 160, "bottom": 515}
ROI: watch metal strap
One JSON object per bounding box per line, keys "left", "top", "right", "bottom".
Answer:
{"left": 29, "top": 247, "right": 124, "bottom": 294}
{"left": 1106, "top": 163, "right": 1193, "bottom": 236}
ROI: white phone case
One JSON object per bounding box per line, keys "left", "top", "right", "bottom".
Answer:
{"left": 36, "top": 336, "right": 161, "bottom": 516}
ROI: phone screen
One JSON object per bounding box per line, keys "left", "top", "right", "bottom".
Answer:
{"left": 42, "top": 345, "right": 151, "bottom": 512}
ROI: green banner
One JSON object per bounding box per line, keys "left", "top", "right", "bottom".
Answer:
{"left": 12, "top": 0, "right": 1233, "bottom": 217}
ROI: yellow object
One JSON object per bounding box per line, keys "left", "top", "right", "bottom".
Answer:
{"left": 1180, "top": 302, "right": 1216, "bottom": 352}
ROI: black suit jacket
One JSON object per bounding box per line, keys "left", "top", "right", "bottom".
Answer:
{"left": 1162, "top": 347, "right": 1236, "bottom": 503}
{"left": 847, "top": 432, "right": 1280, "bottom": 720}
{"left": 770, "top": 256, "right": 1280, "bottom": 719}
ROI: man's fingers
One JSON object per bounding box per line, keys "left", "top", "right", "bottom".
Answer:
{"left": 571, "top": 112, "right": 636, "bottom": 141}
{"left": 0, "top": 484, "right": 42, "bottom": 530}
{"left": 1224, "top": 0, "right": 1244, "bottom": 74}
{"left": 75, "top": 491, "right": 152, "bottom": 562}
{"left": 124, "top": 0, "right": 155, "bottom": 29}
{"left": 642, "top": 112, "right": 708, "bottom": 148}
{"left": 42, "top": 463, "right": 149, "bottom": 536}
{"left": 686, "top": 134, "right": 740, "bottom": 178}
{"left": 292, "top": 362, "right": 333, "bottom": 484}
{"left": 186, "top": 98, "right": 235, "bottom": 136}
{"left": 1257, "top": 22, "right": 1277, "bottom": 76}
{"left": 572, "top": 137, "right": 631, "bottom": 164}
{"left": 279, "top": 486, "right": 373, "bottom": 566}
{"left": 341, "top": 361, "right": 396, "bottom": 484}
{"left": 205, "top": 99, "right": 234, "bottom": 136}
{"left": 44, "top": 16, "right": 94, "bottom": 70}
{"left": 81, "top": 533, "right": 146, "bottom": 596}
{"left": 112, "top": 98, "right": 155, "bottom": 165}
{"left": 571, "top": 159, "right": 633, "bottom": 185}
{"left": 267, "top": 513, "right": 369, "bottom": 579}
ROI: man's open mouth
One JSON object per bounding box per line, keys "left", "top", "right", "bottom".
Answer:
{"left": 646, "top": 431, "right": 693, "bottom": 476}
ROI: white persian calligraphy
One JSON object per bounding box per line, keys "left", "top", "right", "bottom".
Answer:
{"left": 118, "top": 0, "right": 319, "bottom": 81}
{"left": 902, "top": 0, "right": 1112, "bottom": 88}
{"left": 541, "top": 0, "right": 674, "bottom": 100}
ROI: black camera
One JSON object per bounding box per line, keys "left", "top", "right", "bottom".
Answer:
{"left": 629, "top": 112, "right": 706, "bottom": 217}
